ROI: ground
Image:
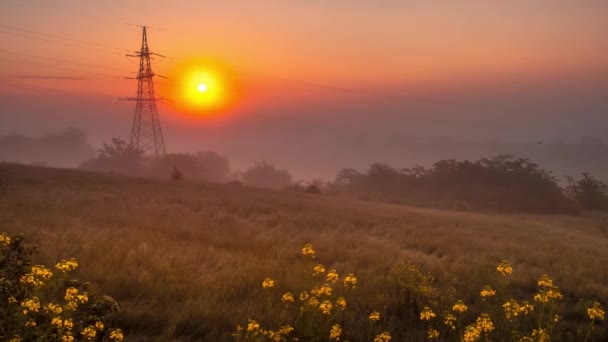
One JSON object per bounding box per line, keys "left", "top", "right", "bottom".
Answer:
{"left": 1, "top": 163, "right": 607, "bottom": 340}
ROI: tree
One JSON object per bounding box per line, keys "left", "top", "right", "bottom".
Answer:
{"left": 241, "top": 161, "right": 292, "bottom": 189}
{"left": 566, "top": 173, "right": 608, "bottom": 210}
{"left": 79, "top": 138, "right": 143, "bottom": 175}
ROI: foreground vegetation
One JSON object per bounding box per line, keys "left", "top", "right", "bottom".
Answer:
{"left": 1, "top": 163, "right": 607, "bottom": 340}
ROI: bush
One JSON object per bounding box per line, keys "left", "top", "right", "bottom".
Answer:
{"left": 0, "top": 232, "right": 123, "bottom": 342}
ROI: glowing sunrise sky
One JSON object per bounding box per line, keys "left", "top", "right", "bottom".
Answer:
{"left": 1, "top": 0, "right": 608, "bottom": 178}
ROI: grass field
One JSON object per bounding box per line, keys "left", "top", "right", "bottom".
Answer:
{"left": 1, "top": 163, "right": 607, "bottom": 341}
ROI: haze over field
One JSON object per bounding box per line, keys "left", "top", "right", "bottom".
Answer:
{"left": 2, "top": 1, "right": 608, "bottom": 179}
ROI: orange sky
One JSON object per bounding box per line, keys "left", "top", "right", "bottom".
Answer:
{"left": 1, "top": 1, "right": 607, "bottom": 100}
{"left": 2, "top": 1, "right": 608, "bottom": 179}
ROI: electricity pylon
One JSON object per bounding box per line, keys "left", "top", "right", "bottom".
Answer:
{"left": 120, "top": 26, "right": 166, "bottom": 159}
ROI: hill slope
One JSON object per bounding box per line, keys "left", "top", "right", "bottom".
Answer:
{"left": 1, "top": 163, "right": 607, "bottom": 340}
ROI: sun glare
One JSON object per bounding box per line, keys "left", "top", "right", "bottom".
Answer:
{"left": 159, "top": 58, "right": 240, "bottom": 116}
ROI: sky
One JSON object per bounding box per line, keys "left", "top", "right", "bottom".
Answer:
{"left": 1, "top": 0, "right": 608, "bottom": 179}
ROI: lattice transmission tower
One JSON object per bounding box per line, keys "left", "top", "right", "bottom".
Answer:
{"left": 120, "top": 26, "right": 166, "bottom": 159}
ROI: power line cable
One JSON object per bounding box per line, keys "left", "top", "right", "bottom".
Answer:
{"left": 0, "top": 49, "right": 134, "bottom": 74}
{"left": 0, "top": 58, "right": 122, "bottom": 78}
{"left": 0, "top": 30, "right": 125, "bottom": 56}
{"left": 0, "top": 24, "right": 132, "bottom": 53}
{"left": 16, "top": 0, "right": 166, "bottom": 31}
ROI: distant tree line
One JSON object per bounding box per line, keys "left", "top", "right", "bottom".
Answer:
{"left": 0, "top": 128, "right": 95, "bottom": 166}
{"left": 329, "top": 155, "right": 608, "bottom": 214}
{"left": 79, "top": 138, "right": 293, "bottom": 188}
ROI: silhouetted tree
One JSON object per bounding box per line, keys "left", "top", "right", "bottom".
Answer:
{"left": 566, "top": 173, "right": 608, "bottom": 210}
{"left": 79, "top": 138, "right": 143, "bottom": 175}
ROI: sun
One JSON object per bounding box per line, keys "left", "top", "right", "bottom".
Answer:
{"left": 158, "top": 58, "right": 241, "bottom": 115}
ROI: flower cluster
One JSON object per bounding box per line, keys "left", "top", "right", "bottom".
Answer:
{"left": 480, "top": 285, "right": 496, "bottom": 298}
{"left": 587, "top": 301, "right": 605, "bottom": 321}
{"left": 20, "top": 265, "right": 53, "bottom": 287}
{"left": 496, "top": 260, "right": 513, "bottom": 276}
{"left": 373, "top": 331, "right": 392, "bottom": 342}
{"left": 301, "top": 243, "right": 315, "bottom": 257}
{"left": 533, "top": 275, "right": 562, "bottom": 303}
{"left": 262, "top": 278, "right": 275, "bottom": 289}
{"left": 452, "top": 300, "right": 468, "bottom": 313}
{"left": 1, "top": 233, "right": 123, "bottom": 342}
{"left": 343, "top": 273, "right": 357, "bottom": 289}
{"left": 0, "top": 232, "right": 10, "bottom": 245}
{"left": 420, "top": 306, "right": 436, "bottom": 321}
{"left": 55, "top": 258, "right": 79, "bottom": 273}
{"left": 235, "top": 244, "right": 361, "bottom": 342}
{"left": 503, "top": 299, "right": 534, "bottom": 319}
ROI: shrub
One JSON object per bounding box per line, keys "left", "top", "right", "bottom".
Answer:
{"left": 0, "top": 232, "right": 123, "bottom": 342}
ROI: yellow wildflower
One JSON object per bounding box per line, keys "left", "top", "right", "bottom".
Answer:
{"left": 534, "top": 282, "right": 562, "bottom": 303}
{"left": 444, "top": 313, "right": 456, "bottom": 329}
{"left": 281, "top": 292, "right": 294, "bottom": 303}
{"left": 0, "top": 232, "right": 10, "bottom": 245}
{"left": 311, "top": 284, "right": 332, "bottom": 297}
{"left": 519, "top": 301, "right": 534, "bottom": 315}
{"left": 420, "top": 306, "right": 436, "bottom": 321}
{"left": 335, "top": 297, "right": 347, "bottom": 310}
{"left": 20, "top": 265, "right": 53, "bottom": 287}
{"left": 299, "top": 291, "right": 310, "bottom": 301}
{"left": 476, "top": 313, "right": 495, "bottom": 333}
{"left": 307, "top": 297, "right": 320, "bottom": 307}
{"left": 452, "top": 300, "right": 468, "bottom": 313}
{"left": 45, "top": 302, "right": 63, "bottom": 315}
{"left": 109, "top": 329, "right": 124, "bottom": 342}
{"left": 329, "top": 324, "right": 341, "bottom": 341}
{"left": 262, "top": 278, "right": 274, "bottom": 289}
{"left": 81, "top": 326, "right": 96, "bottom": 339}
{"left": 247, "top": 319, "right": 260, "bottom": 332}
{"left": 373, "top": 331, "right": 392, "bottom": 342}
{"left": 313, "top": 263, "right": 326, "bottom": 275}
{"left": 278, "top": 325, "right": 294, "bottom": 336}
{"left": 587, "top": 301, "right": 606, "bottom": 320}
{"left": 343, "top": 273, "right": 357, "bottom": 289}
{"left": 326, "top": 269, "right": 339, "bottom": 283}
{"left": 463, "top": 324, "right": 480, "bottom": 342}
{"left": 301, "top": 244, "right": 315, "bottom": 257}
{"left": 55, "top": 258, "right": 79, "bottom": 273}
{"left": 63, "top": 319, "right": 74, "bottom": 330}
{"left": 61, "top": 334, "right": 74, "bottom": 342}
{"left": 95, "top": 321, "right": 104, "bottom": 330}
{"left": 503, "top": 299, "right": 521, "bottom": 319}
{"left": 319, "top": 300, "right": 333, "bottom": 314}
{"left": 52, "top": 317, "right": 63, "bottom": 328}
{"left": 538, "top": 275, "right": 554, "bottom": 288}
{"left": 8, "top": 296, "right": 17, "bottom": 304}
{"left": 427, "top": 328, "right": 440, "bottom": 339}
{"left": 480, "top": 285, "right": 496, "bottom": 298}
{"left": 496, "top": 260, "right": 513, "bottom": 276}
{"left": 532, "top": 328, "right": 550, "bottom": 342}
{"left": 21, "top": 297, "right": 41, "bottom": 314}
{"left": 25, "top": 320, "right": 36, "bottom": 327}
{"left": 369, "top": 311, "right": 380, "bottom": 321}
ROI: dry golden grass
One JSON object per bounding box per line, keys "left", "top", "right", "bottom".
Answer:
{"left": 1, "top": 163, "right": 607, "bottom": 340}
